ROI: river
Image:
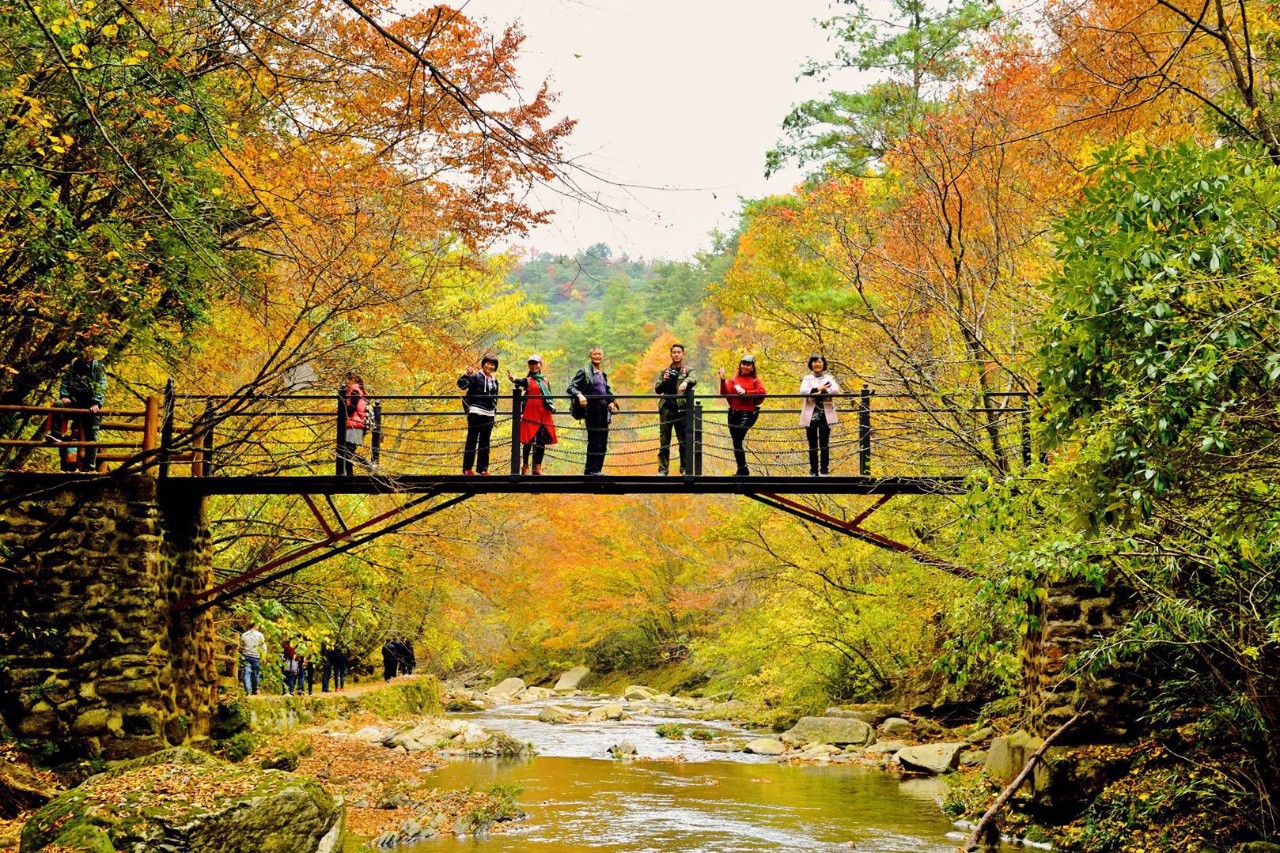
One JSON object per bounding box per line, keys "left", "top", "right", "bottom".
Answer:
{"left": 372, "top": 694, "right": 973, "bottom": 852}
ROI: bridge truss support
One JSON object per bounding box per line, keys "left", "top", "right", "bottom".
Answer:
{"left": 171, "top": 490, "right": 474, "bottom": 613}
{"left": 746, "top": 492, "right": 974, "bottom": 580}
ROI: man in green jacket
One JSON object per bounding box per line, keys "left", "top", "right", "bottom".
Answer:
{"left": 654, "top": 343, "right": 696, "bottom": 475}
{"left": 49, "top": 346, "right": 108, "bottom": 471}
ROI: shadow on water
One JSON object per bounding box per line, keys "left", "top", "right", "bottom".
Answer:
{"left": 340, "top": 695, "right": 975, "bottom": 852}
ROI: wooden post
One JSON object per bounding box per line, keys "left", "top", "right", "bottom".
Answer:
{"left": 202, "top": 400, "right": 215, "bottom": 476}
{"left": 142, "top": 396, "right": 160, "bottom": 476}
{"left": 858, "top": 386, "right": 873, "bottom": 477}
{"left": 159, "top": 378, "right": 175, "bottom": 479}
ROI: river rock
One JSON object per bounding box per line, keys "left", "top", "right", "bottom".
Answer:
{"left": 823, "top": 704, "right": 898, "bottom": 726}
{"left": 895, "top": 742, "right": 966, "bottom": 775}
{"left": 608, "top": 740, "right": 637, "bottom": 758}
{"left": 797, "top": 744, "right": 840, "bottom": 760}
{"left": 744, "top": 738, "right": 786, "bottom": 756}
{"left": 353, "top": 725, "right": 389, "bottom": 743}
{"left": 966, "top": 726, "right": 995, "bottom": 744}
{"left": 538, "top": 705, "right": 575, "bottom": 724}
{"left": 865, "top": 740, "right": 907, "bottom": 755}
{"left": 623, "top": 685, "right": 656, "bottom": 701}
{"left": 586, "top": 703, "right": 626, "bottom": 722}
{"left": 703, "top": 740, "right": 742, "bottom": 752}
{"left": 782, "top": 716, "right": 874, "bottom": 747}
{"left": 521, "top": 686, "right": 555, "bottom": 702}
{"left": 984, "top": 730, "right": 1043, "bottom": 785}
{"left": 961, "top": 749, "right": 987, "bottom": 767}
{"left": 879, "top": 717, "right": 913, "bottom": 737}
{"left": 554, "top": 666, "right": 591, "bottom": 692}
{"left": 20, "top": 747, "right": 343, "bottom": 853}
{"left": 487, "top": 677, "right": 526, "bottom": 700}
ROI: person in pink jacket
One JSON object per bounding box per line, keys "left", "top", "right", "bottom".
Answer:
{"left": 799, "top": 354, "right": 840, "bottom": 476}
{"left": 719, "top": 355, "right": 767, "bottom": 476}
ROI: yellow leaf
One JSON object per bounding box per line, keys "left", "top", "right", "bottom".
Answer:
{"left": 101, "top": 23, "right": 118, "bottom": 37}
{"left": 71, "top": 43, "right": 87, "bottom": 57}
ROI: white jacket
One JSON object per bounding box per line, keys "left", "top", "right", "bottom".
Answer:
{"left": 799, "top": 373, "right": 841, "bottom": 427}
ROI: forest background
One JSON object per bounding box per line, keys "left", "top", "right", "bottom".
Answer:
{"left": 1, "top": 0, "right": 1278, "bottom": 846}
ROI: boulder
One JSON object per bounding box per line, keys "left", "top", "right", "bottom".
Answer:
{"left": 520, "top": 687, "right": 555, "bottom": 702}
{"left": 0, "top": 759, "right": 54, "bottom": 816}
{"left": 623, "top": 685, "right": 656, "bottom": 701}
{"left": 966, "top": 726, "right": 995, "bottom": 744}
{"left": 702, "top": 740, "right": 742, "bottom": 753}
{"left": 743, "top": 738, "right": 785, "bottom": 756}
{"left": 553, "top": 666, "right": 591, "bottom": 692}
{"left": 823, "top": 704, "right": 897, "bottom": 726}
{"left": 960, "top": 749, "right": 987, "bottom": 767}
{"left": 487, "top": 677, "right": 526, "bottom": 700}
{"left": 865, "top": 740, "right": 906, "bottom": 756}
{"left": 607, "top": 740, "right": 637, "bottom": 759}
{"left": 585, "top": 703, "right": 626, "bottom": 722}
{"left": 698, "top": 699, "right": 750, "bottom": 721}
{"left": 895, "top": 742, "right": 967, "bottom": 775}
{"left": 984, "top": 730, "right": 1043, "bottom": 785}
{"left": 782, "top": 716, "right": 874, "bottom": 747}
{"left": 20, "top": 747, "right": 343, "bottom": 853}
{"left": 879, "top": 717, "right": 913, "bottom": 737}
{"left": 537, "top": 706, "right": 575, "bottom": 724}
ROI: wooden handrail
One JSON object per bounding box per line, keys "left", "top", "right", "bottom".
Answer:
{"left": 0, "top": 404, "right": 144, "bottom": 417}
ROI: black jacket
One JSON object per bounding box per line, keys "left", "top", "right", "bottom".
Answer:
{"left": 567, "top": 366, "right": 616, "bottom": 409}
{"left": 456, "top": 371, "right": 499, "bottom": 415}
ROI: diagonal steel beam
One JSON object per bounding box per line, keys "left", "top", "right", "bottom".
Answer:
{"left": 184, "top": 493, "right": 474, "bottom": 613}
{"left": 748, "top": 493, "right": 975, "bottom": 580}
{"left": 171, "top": 489, "right": 443, "bottom": 612}
{"left": 301, "top": 494, "right": 336, "bottom": 538}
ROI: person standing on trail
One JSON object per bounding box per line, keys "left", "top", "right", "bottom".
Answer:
{"left": 47, "top": 345, "right": 107, "bottom": 472}
{"left": 282, "top": 638, "right": 304, "bottom": 695}
{"left": 509, "top": 355, "right": 557, "bottom": 475}
{"left": 720, "top": 355, "right": 767, "bottom": 477}
{"left": 381, "top": 639, "right": 398, "bottom": 682}
{"left": 240, "top": 622, "right": 266, "bottom": 695}
{"left": 322, "top": 641, "right": 348, "bottom": 692}
{"left": 458, "top": 355, "right": 500, "bottom": 475}
{"left": 799, "top": 354, "right": 840, "bottom": 477}
{"left": 339, "top": 372, "right": 370, "bottom": 476}
{"left": 654, "top": 343, "right": 696, "bottom": 475}
{"left": 567, "top": 346, "right": 619, "bottom": 476}
{"left": 398, "top": 638, "right": 416, "bottom": 676}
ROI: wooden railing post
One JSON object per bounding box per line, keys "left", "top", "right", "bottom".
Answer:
{"left": 371, "top": 401, "right": 382, "bottom": 468}
{"left": 858, "top": 386, "right": 873, "bottom": 477}
{"left": 510, "top": 386, "right": 523, "bottom": 478}
{"left": 202, "top": 400, "right": 215, "bottom": 476}
{"left": 142, "top": 396, "right": 160, "bottom": 476}
{"left": 159, "top": 378, "right": 175, "bottom": 479}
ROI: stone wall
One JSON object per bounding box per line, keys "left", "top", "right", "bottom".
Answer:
{"left": 0, "top": 474, "right": 216, "bottom": 759}
{"left": 1023, "top": 576, "right": 1144, "bottom": 743}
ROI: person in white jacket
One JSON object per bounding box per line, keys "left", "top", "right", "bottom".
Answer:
{"left": 799, "top": 354, "right": 840, "bottom": 476}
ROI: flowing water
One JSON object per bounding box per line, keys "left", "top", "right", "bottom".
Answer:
{"left": 378, "top": 695, "right": 974, "bottom": 852}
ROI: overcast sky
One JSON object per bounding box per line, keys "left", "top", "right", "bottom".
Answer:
{"left": 457, "top": 0, "right": 841, "bottom": 260}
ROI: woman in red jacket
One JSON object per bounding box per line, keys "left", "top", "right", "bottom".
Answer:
{"left": 720, "top": 355, "right": 767, "bottom": 476}
{"left": 509, "top": 355, "right": 558, "bottom": 475}
{"left": 340, "top": 373, "right": 369, "bottom": 476}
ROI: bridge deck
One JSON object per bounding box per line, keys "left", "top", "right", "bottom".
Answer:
{"left": 157, "top": 473, "right": 967, "bottom": 497}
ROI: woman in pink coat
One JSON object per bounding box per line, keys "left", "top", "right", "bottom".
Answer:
{"left": 799, "top": 354, "right": 840, "bottom": 476}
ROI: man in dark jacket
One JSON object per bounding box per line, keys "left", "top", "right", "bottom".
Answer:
{"left": 457, "top": 354, "right": 500, "bottom": 475}
{"left": 381, "top": 639, "right": 398, "bottom": 682}
{"left": 567, "top": 346, "right": 619, "bottom": 475}
{"left": 49, "top": 347, "right": 107, "bottom": 472}
{"left": 654, "top": 343, "right": 696, "bottom": 475}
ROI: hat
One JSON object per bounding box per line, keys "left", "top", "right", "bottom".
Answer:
{"left": 527, "top": 354, "right": 543, "bottom": 363}
{"left": 739, "top": 354, "right": 756, "bottom": 364}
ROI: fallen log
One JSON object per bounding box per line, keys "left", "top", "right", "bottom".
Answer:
{"left": 960, "top": 713, "right": 1081, "bottom": 851}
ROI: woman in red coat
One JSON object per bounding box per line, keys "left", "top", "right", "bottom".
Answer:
{"left": 509, "top": 355, "right": 557, "bottom": 475}
{"left": 720, "top": 355, "right": 767, "bottom": 476}
{"left": 340, "top": 373, "right": 369, "bottom": 476}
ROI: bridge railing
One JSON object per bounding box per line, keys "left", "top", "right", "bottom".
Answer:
{"left": 159, "top": 385, "right": 1036, "bottom": 479}
{"left": 0, "top": 398, "right": 161, "bottom": 472}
